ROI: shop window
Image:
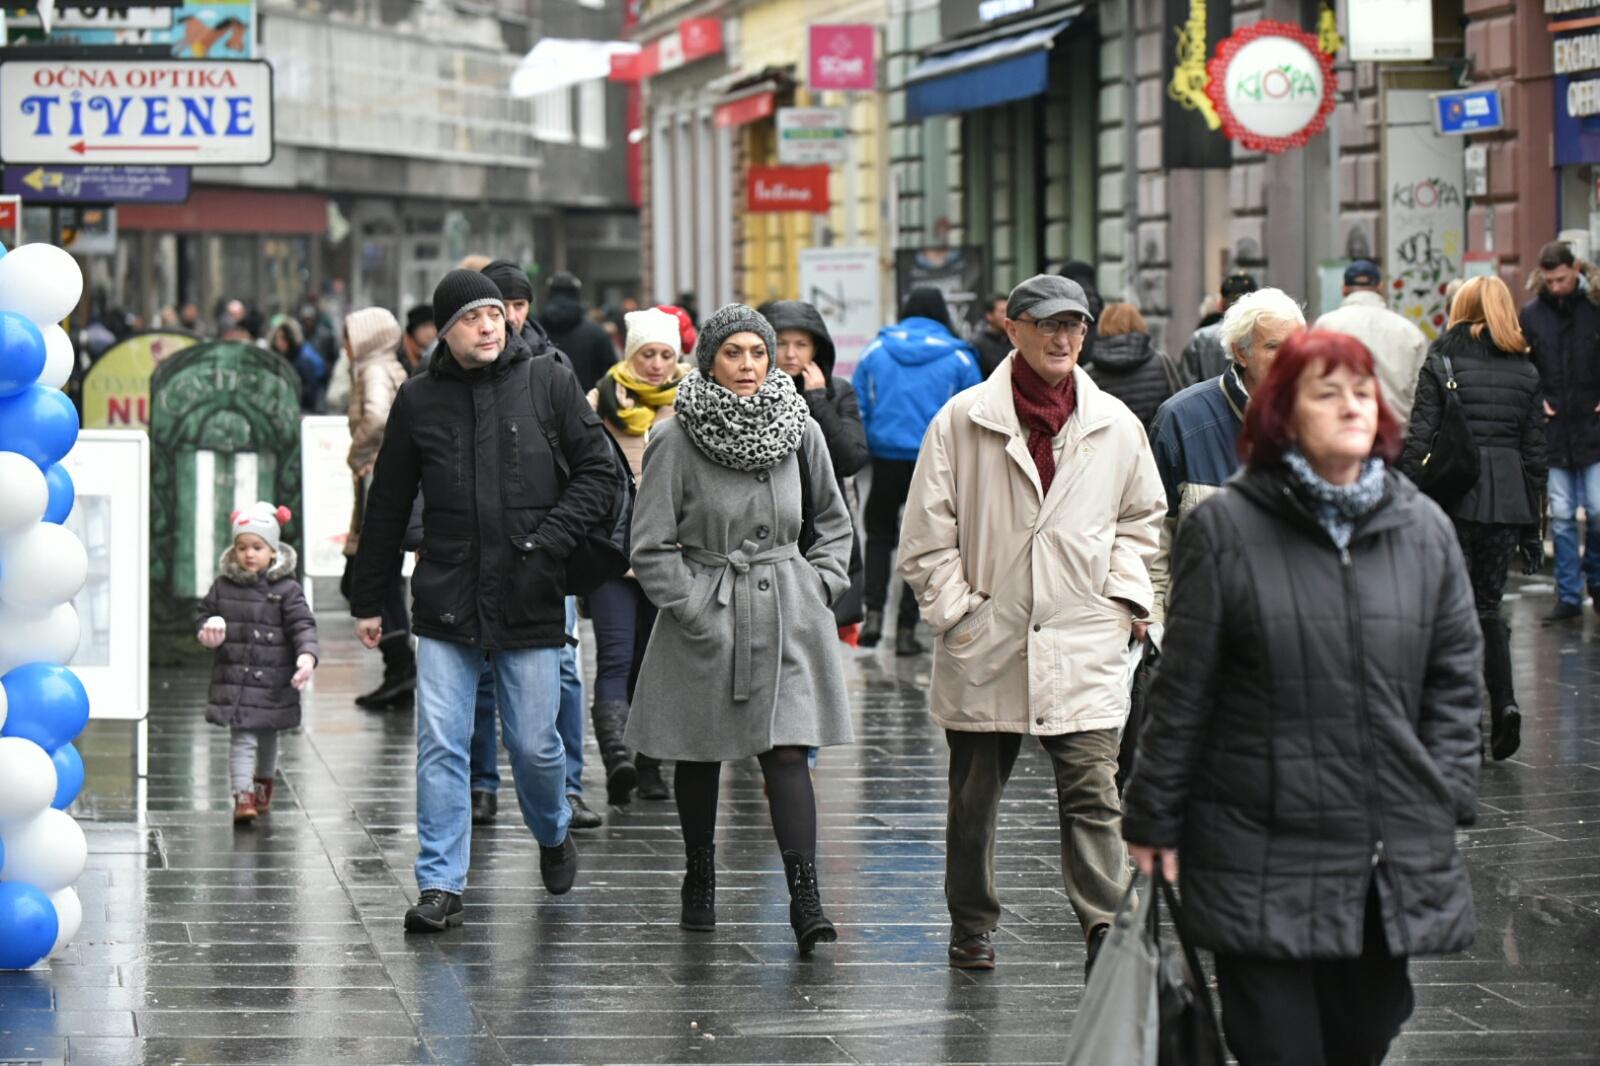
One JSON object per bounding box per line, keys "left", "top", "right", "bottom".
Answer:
{"left": 533, "top": 88, "right": 575, "bottom": 144}
{"left": 578, "top": 80, "right": 608, "bottom": 149}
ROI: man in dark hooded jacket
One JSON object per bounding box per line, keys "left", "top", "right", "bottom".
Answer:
{"left": 538, "top": 272, "right": 616, "bottom": 393}
{"left": 760, "top": 300, "right": 870, "bottom": 630}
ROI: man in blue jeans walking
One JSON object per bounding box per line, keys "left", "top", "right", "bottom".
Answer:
{"left": 470, "top": 597, "right": 601, "bottom": 829}
{"left": 1521, "top": 240, "right": 1600, "bottom": 622}
{"left": 349, "top": 269, "right": 617, "bottom": 932}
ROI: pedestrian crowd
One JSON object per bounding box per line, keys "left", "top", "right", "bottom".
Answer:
{"left": 187, "top": 236, "right": 1600, "bottom": 1064}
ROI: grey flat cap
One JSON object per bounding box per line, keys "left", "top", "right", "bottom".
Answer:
{"left": 1007, "top": 274, "right": 1095, "bottom": 322}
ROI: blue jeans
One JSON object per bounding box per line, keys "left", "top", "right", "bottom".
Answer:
{"left": 468, "top": 598, "right": 585, "bottom": 795}
{"left": 414, "top": 637, "right": 571, "bottom": 893}
{"left": 1548, "top": 465, "right": 1600, "bottom": 605}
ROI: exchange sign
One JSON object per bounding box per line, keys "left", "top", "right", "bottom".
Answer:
{"left": 1206, "top": 21, "right": 1336, "bottom": 154}
{"left": 0, "top": 59, "right": 273, "bottom": 165}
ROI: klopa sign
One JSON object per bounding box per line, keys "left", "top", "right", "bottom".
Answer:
{"left": 0, "top": 60, "right": 273, "bottom": 166}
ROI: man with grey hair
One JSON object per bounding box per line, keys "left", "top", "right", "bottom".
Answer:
{"left": 1146, "top": 287, "right": 1306, "bottom": 619}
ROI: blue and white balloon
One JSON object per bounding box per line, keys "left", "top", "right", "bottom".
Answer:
{"left": 47, "top": 885, "right": 80, "bottom": 956}
{"left": 0, "top": 313, "right": 45, "bottom": 398}
{"left": 49, "top": 743, "right": 83, "bottom": 810}
{"left": 0, "top": 807, "right": 88, "bottom": 892}
{"left": 0, "top": 737, "right": 56, "bottom": 823}
{"left": 0, "top": 523, "right": 87, "bottom": 610}
{"left": 0, "top": 452, "right": 47, "bottom": 535}
{"left": 0, "top": 385, "right": 78, "bottom": 468}
{"left": 0, "top": 663, "right": 90, "bottom": 752}
{"left": 0, "top": 882, "right": 56, "bottom": 969}
{"left": 36, "top": 325, "right": 73, "bottom": 393}
{"left": 41, "top": 463, "right": 73, "bottom": 524}
{"left": 0, "top": 245, "right": 84, "bottom": 329}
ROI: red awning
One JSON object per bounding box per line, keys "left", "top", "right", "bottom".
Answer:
{"left": 714, "top": 90, "right": 775, "bottom": 129}
{"left": 119, "top": 187, "right": 328, "bottom": 235}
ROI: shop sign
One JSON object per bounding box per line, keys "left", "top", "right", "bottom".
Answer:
{"left": 1552, "top": 8, "right": 1600, "bottom": 165}
{"left": 4, "top": 163, "right": 190, "bottom": 203}
{"left": 798, "top": 247, "right": 880, "bottom": 377}
{"left": 81, "top": 331, "right": 196, "bottom": 431}
{"left": 1206, "top": 21, "right": 1336, "bottom": 154}
{"left": 1347, "top": 0, "right": 1432, "bottom": 62}
{"left": 0, "top": 59, "right": 274, "bottom": 165}
{"left": 1162, "top": 0, "right": 1231, "bottom": 169}
{"left": 747, "top": 165, "right": 830, "bottom": 213}
{"left": 777, "top": 108, "right": 850, "bottom": 166}
{"left": 610, "top": 18, "right": 723, "bottom": 81}
{"left": 1431, "top": 87, "right": 1503, "bottom": 135}
{"left": 713, "top": 91, "right": 774, "bottom": 129}
{"left": 808, "top": 24, "right": 875, "bottom": 92}
{"left": 9, "top": 7, "right": 177, "bottom": 31}
{"left": 48, "top": 2, "right": 256, "bottom": 60}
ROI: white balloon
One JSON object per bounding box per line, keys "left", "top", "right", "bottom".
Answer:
{"left": 0, "top": 523, "right": 87, "bottom": 609}
{"left": 37, "top": 326, "right": 73, "bottom": 391}
{"left": 47, "top": 886, "right": 81, "bottom": 956}
{"left": 0, "top": 681, "right": 7, "bottom": 731}
{"left": 0, "top": 246, "right": 84, "bottom": 328}
{"left": 0, "top": 808, "right": 86, "bottom": 892}
{"left": 0, "top": 603, "right": 79, "bottom": 670}
{"left": 0, "top": 737, "right": 56, "bottom": 822}
{"left": 0, "top": 452, "right": 47, "bottom": 534}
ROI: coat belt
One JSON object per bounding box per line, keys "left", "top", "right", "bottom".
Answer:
{"left": 683, "top": 540, "right": 801, "bottom": 702}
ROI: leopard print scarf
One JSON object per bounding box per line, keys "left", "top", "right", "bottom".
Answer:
{"left": 673, "top": 368, "right": 809, "bottom": 472}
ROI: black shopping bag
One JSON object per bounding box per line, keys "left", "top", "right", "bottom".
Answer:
{"left": 1153, "top": 868, "right": 1225, "bottom": 1066}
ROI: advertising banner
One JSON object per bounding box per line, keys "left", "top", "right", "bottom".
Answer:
{"left": 799, "top": 247, "right": 881, "bottom": 379}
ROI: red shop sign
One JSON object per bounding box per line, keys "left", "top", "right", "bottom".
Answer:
{"left": 809, "top": 24, "right": 876, "bottom": 92}
{"left": 610, "top": 18, "right": 724, "bottom": 82}
{"left": 714, "top": 91, "right": 775, "bottom": 129}
{"left": 747, "top": 166, "right": 830, "bottom": 213}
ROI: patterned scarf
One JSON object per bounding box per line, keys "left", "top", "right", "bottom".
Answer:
{"left": 1010, "top": 357, "right": 1077, "bottom": 495}
{"left": 674, "top": 368, "right": 809, "bottom": 471}
{"left": 600, "top": 362, "right": 686, "bottom": 436}
{"left": 1282, "top": 449, "right": 1388, "bottom": 550}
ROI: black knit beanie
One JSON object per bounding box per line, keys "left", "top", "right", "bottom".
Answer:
{"left": 481, "top": 259, "right": 534, "bottom": 303}
{"left": 433, "top": 269, "right": 505, "bottom": 338}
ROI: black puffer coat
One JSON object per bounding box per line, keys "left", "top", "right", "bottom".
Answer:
{"left": 198, "top": 544, "right": 320, "bottom": 731}
{"left": 539, "top": 294, "right": 618, "bottom": 393}
{"left": 760, "top": 300, "right": 869, "bottom": 626}
{"left": 1084, "top": 331, "right": 1180, "bottom": 430}
{"left": 1399, "top": 324, "right": 1546, "bottom": 526}
{"left": 1521, "top": 288, "right": 1600, "bottom": 468}
{"left": 350, "top": 333, "right": 617, "bottom": 649}
{"left": 1180, "top": 322, "right": 1229, "bottom": 387}
{"left": 1123, "top": 465, "right": 1483, "bottom": 960}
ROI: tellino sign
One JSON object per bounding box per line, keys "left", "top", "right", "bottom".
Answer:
{"left": 1207, "top": 21, "right": 1336, "bottom": 154}
{"left": 0, "top": 60, "right": 273, "bottom": 166}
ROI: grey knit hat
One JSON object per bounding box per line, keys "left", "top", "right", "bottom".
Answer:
{"left": 693, "top": 303, "right": 778, "bottom": 376}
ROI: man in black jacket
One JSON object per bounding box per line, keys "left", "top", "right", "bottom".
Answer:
{"left": 538, "top": 271, "right": 617, "bottom": 393}
{"left": 1520, "top": 240, "right": 1600, "bottom": 622}
{"left": 350, "top": 269, "right": 616, "bottom": 932}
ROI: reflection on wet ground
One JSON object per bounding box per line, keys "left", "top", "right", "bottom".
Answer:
{"left": 2, "top": 576, "right": 1597, "bottom": 1064}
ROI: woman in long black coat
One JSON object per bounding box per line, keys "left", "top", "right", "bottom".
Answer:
{"left": 1123, "top": 329, "right": 1483, "bottom": 1066}
{"left": 1399, "top": 275, "right": 1546, "bottom": 761}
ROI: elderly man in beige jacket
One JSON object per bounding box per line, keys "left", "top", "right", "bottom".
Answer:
{"left": 899, "top": 274, "right": 1166, "bottom": 974}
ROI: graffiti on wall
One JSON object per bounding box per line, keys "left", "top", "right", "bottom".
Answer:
{"left": 1384, "top": 97, "right": 1466, "bottom": 342}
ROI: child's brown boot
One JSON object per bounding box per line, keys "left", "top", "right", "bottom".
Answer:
{"left": 233, "top": 790, "right": 258, "bottom": 824}
{"left": 253, "top": 777, "right": 275, "bottom": 813}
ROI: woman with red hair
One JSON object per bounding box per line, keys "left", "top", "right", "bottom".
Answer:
{"left": 1122, "top": 330, "right": 1484, "bottom": 1066}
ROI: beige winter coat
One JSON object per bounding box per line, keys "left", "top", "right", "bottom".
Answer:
{"left": 898, "top": 357, "right": 1166, "bottom": 736}
{"left": 342, "top": 310, "right": 405, "bottom": 557}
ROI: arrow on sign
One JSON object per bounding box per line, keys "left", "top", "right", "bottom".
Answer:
{"left": 70, "top": 142, "right": 201, "bottom": 155}
{"left": 22, "top": 168, "right": 65, "bottom": 192}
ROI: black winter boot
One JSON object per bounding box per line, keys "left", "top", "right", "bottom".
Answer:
{"left": 356, "top": 639, "right": 416, "bottom": 709}
{"left": 590, "top": 700, "right": 637, "bottom": 806}
{"left": 782, "top": 850, "right": 837, "bottom": 955}
{"left": 680, "top": 845, "right": 716, "bottom": 931}
{"left": 1482, "top": 615, "right": 1522, "bottom": 761}
{"left": 894, "top": 627, "right": 925, "bottom": 658}
{"left": 635, "top": 755, "right": 669, "bottom": 801}
{"left": 859, "top": 608, "right": 884, "bottom": 648}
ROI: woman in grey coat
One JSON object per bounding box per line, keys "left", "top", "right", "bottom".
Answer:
{"left": 625, "top": 303, "right": 855, "bottom": 954}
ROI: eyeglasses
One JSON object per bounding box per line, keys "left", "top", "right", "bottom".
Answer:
{"left": 1021, "top": 316, "right": 1089, "bottom": 338}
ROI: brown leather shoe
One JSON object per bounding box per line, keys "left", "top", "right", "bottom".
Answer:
{"left": 233, "top": 790, "right": 258, "bottom": 824}
{"left": 253, "top": 776, "right": 275, "bottom": 813}
{"left": 948, "top": 931, "right": 995, "bottom": 970}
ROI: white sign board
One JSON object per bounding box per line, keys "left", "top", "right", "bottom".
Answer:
{"left": 799, "top": 247, "right": 881, "bottom": 380}
{"left": 1348, "top": 0, "right": 1434, "bottom": 62}
{"left": 300, "top": 416, "right": 356, "bottom": 580}
{"left": 9, "top": 7, "right": 175, "bottom": 30}
{"left": 59, "top": 430, "right": 150, "bottom": 725}
{"left": 0, "top": 59, "right": 274, "bottom": 165}
{"left": 778, "top": 107, "right": 850, "bottom": 166}
{"left": 1384, "top": 90, "right": 1465, "bottom": 343}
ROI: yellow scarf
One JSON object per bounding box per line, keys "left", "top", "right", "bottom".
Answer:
{"left": 605, "top": 363, "right": 685, "bottom": 436}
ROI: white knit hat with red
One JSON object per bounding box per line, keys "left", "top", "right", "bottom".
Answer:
{"left": 231, "top": 501, "right": 291, "bottom": 552}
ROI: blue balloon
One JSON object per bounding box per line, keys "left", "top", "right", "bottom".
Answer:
{"left": 0, "top": 882, "right": 58, "bottom": 969}
{"left": 1, "top": 664, "right": 90, "bottom": 751}
{"left": 0, "top": 313, "right": 45, "bottom": 398}
{"left": 42, "top": 462, "right": 74, "bottom": 524}
{"left": 0, "top": 385, "right": 78, "bottom": 468}
{"left": 50, "top": 742, "right": 84, "bottom": 809}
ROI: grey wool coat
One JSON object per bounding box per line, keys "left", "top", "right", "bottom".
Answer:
{"left": 624, "top": 418, "right": 856, "bottom": 761}
{"left": 197, "top": 544, "right": 320, "bottom": 732}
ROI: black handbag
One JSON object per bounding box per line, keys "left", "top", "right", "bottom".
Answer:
{"left": 1153, "top": 868, "right": 1226, "bottom": 1066}
{"left": 1413, "top": 353, "right": 1480, "bottom": 506}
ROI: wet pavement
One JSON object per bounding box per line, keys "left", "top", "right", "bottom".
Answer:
{"left": 3, "top": 574, "right": 1599, "bottom": 1065}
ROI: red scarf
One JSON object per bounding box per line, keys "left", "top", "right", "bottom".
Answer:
{"left": 1011, "top": 357, "right": 1077, "bottom": 495}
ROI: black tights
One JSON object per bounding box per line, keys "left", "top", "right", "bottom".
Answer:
{"left": 674, "top": 746, "right": 817, "bottom": 860}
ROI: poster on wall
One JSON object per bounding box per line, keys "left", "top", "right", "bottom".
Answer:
{"left": 799, "top": 247, "right": 881, "bottom": 379}
{"left": 895, "top": 247, "right": 985, "bottom": 330}
{"left": 1161, "top": 0, "right": 1233, "bottom": 168}
{"left": 82, "top": 332, "right": 199, "bottom": 430}
{"left": 300, "top": 416, "right": 355, "bottom": 583}
{"left": 1384, "top": 90, "right": 1465, "bottom": 342}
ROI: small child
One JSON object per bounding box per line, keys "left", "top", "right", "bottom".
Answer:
{"left": 197, "top": 502, "right": 320, "bottom": 825}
